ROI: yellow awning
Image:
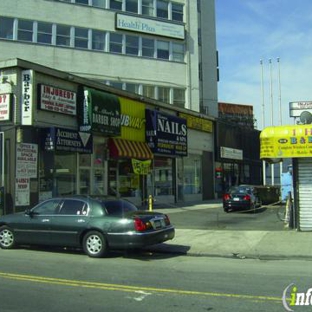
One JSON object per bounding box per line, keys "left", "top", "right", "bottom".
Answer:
{"left": 260, "top": 125, "right": 312, "bottom": 159}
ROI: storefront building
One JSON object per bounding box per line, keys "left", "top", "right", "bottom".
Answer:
{"left": 0, "top": 58, "right": 216, "bottom": 214}
{"left": 261, "top": 124, "right": 312, "bottom": 231}
{"left": 215, "top": 121, "right": 262, "bottom": 197}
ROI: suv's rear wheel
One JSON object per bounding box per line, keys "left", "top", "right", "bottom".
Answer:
{"left": 82, "top": 231, "right": 108, "bottom": 258}
{"left": 0, "top": 226, "right": 16, "bottom": 249}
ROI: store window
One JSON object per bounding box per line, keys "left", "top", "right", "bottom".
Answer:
{"left": 0, "top": 17, "right": 14, "bottom": 39}
{"left": 183, "top": 155, "right": 202, "bottom": 194}
{"left": 154, "top": 157, "right": 173, "bottom": 196}
{"left": 125, "top": 83, "right": 139, "bottom": 94}
{"left": 76, "top": 0, "right": 89, "bottom": 4}
{"left": 93, "top": 140, "right": 107, "bottom": 195}
{"left": 37, "top": 22, "right": 53, "bottom": 44}
{"left": 18, "top": 19, "right": 33, "bottom": 42}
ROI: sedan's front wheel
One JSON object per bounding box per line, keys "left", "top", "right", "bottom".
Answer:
{"left": 0, "top": 226, "right": 16, "bottom": 249}
{"left": 82, "top": 231, "right": 108, "bottom": 258}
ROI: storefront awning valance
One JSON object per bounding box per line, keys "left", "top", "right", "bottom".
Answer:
{"left": 260, "top": 125, "right": 312, "bottom": 159}
{"left": 109, "top": 138, "right": 153, "bottom": 160}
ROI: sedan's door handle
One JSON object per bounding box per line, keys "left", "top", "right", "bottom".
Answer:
{"left": 42, "top": 219, "right": 50, "bottom": 222}
{"left": 77, "top": 219, "right": 86, "bottom": 223}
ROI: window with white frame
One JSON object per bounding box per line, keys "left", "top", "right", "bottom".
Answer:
{"left": 157, "top": 40, "right": 169, "bottom": 59}
{"left": 37, "top": 22, "right": 53, "bottom": 44}
{"left": 157, "top": 0, "right": 168, "bottom": 19}
{"left": 92, "top": 29, "right": 106, "bottom": 50}
{"left": 171, "top": 3, "right": 183, "bottom": 21}
{"left": 143, "top": 85, "right": 156, "bottom": 99}
{"left": 110, "top": 81, "right": 124, "bottom": 89}
{"left": 76, "top": 0, "right": 89, "bottom": 5}
{"left": 142, "top": 37, "right": 154, "bottom": 57}
{"left": 0, "top": 17, "right": 14, "bottom": 39}
{"left": 75, "top": 27, "right": 89, "bottom": 48}
{"left": 125, "top": 0, "right": 138, "bottom": 13}
{"left": 109, "top": 32, "right": 123, "bottom": 53}
{"left": 92, "top": 0, "right": 106, "bottom": 8}
{"left": 125, "top": 83, "right": 139, "bottom": 94}
{"left": 125, "top": 34, "right": 139, "bottom": 55}
{"left": 18, "top": 19, "right": 33, "bottom": 42}
{"left": 56, "top": 25, "right": 71, "bottom": 46}
{"left": 158, "top": 86, "right": 170, "bottom": 103}
{"left": 110, "top": 0, "right": 122, "bottom": 10}
{"left": 142, "top": 0, "right": 154, "bottom": 16}
{"left": 172, "top": 42, "right": 184, "bottom": 62}
{"left": 173, "top": 88, "right": 185, "bottom": 108}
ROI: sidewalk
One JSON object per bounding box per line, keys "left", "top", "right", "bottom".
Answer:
{"left": 146, "top": 200, "right": 312, "bottom": 260}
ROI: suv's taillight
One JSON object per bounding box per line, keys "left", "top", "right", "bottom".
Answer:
{"left": 134, "top": 218, "right": 147, "bottom": 232}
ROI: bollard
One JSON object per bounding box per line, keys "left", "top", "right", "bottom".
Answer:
{"left": 148, "top": 195, "right": 153, "bottom": 211}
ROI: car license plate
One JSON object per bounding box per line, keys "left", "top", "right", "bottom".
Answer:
{"left": 152, "top": 219, "right": 164, "bottom": 229}
{"left": 233, "top": 197, "right": 240, "bottom": 201}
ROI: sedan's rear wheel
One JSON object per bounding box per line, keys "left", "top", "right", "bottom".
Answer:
{"left": 82, "top": 231, "right": 107, "bottom": 258}
{"left": 0, "top": 226, "right": 16, "bottom": 249}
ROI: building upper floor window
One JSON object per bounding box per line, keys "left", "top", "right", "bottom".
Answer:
{"left": 142, "top": 0, "right": 154, "bottom": 16}
{"left": 125, "top": 0, "right": 138, "bottom": 13}
{"left": 56, "top": 25, "right": 71, "bottom": 46}
{"left": 157, "top": 1, "right": 169, "bottom": 19}
{"left": 172, "top": 3, "right": 183, "bottom": 22}
{"left": 37, "top": 22, "right": 53, "bottom": 44}
{"left": 110, "top": 0, "right": 123, "bottom": 10}
{"left": 52, "top": 0, "right": 184, "bottom": 22}
{"left": 18, "top": 19, "right": 33, "bottom": 42}
{"left": 0, "top": 17, "right": 14, "bottom": 40}
{"left": 0, "top": 16, "right": 185, "bottom": 63}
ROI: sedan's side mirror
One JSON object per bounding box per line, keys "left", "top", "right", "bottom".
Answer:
{"left": 25, "top": 209, "right": 33, "bottom": 217}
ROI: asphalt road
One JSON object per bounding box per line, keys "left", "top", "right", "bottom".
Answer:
{"left": 164, "top": 203, "right": 287, "bottom": 231}
{"left": 1, "top": 247, "right": 311, "bottom": 312}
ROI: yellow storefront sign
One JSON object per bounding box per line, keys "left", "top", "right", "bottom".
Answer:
{"left": 260, "top": 125, "right": 312, "bottom": 159}
{"left": 132, "top": 159, "right": 152, "bottom": 175}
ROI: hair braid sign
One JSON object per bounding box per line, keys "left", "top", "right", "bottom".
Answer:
{"left": 131, "top": 159, "right": 151, "bottom": 175}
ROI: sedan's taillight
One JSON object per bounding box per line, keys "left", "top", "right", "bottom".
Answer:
{"left": 164, "top": 214, "right": 171, "bottom": 226}
{"left": 243, "top": 194, "right": 251, "bottom": 201}
{"left": 134, "top": 218, "right": 147, "bottom": 232}
{"left": 223, "top": 194, "right": 231, "bottom": 201}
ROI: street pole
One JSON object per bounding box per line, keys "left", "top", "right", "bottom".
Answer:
{"left": 277, "top": 57, "right": 283, "bottom": 182}
{"left": 260, "top": 59, "right": 266, "bottom": 185}
{"left": 269, "top": 59, "right": 274, "bottom": 185}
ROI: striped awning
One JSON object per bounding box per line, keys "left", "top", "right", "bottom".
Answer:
{"left": 109, "top": 138, "right": 153, "bottom": 160}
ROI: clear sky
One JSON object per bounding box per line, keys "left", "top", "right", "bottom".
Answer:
{"left": 215, "top": 0, "right": 312, "bottom": 130}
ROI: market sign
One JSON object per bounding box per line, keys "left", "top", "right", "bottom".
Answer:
{"left": 42, "top": 127, "right": 93, "bottom": 153}
{"left": 0, "top": 93, "right": 11, "bottom": 121}
{"left": 289, "top": 101, "right": 312, "bottom": 117}
{"left": 179, "top": 112, "right": 213, "bottom": 133}
{"left": 78, "top": 87, "right": 121, "bottom": 136}
{"left": 131, "top": 159, "right": 151, "bottom": 175}
{"left": 260, "top": 125, "right": 312, "bottom": 159}
{"left": 38, "top": 84, "right": 77, "bottom": 115}
{"left": 21, "top": 70, "right": 33, "bottom": 126}
{"left": 116, "top": 13, "right": 185, "bottom": 40}
{"left": 220, "top": 146, "right": 243, "bottom": 160}
{"left": 145, "top": 109, "right": 187, "bottom": 156}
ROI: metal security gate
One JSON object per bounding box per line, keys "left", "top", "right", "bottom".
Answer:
{"left": 297, "top": 158, "right": 312, "bottom": 231}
